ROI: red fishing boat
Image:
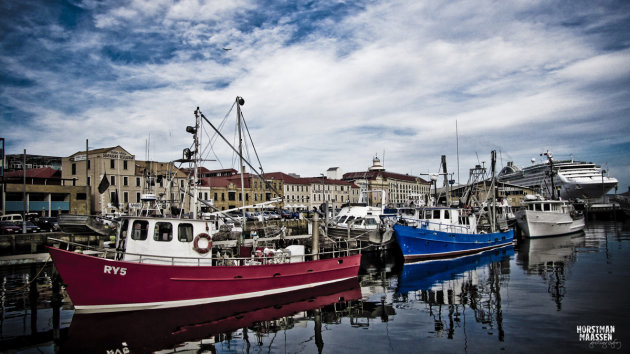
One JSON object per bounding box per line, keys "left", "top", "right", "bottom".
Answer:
{"left": 48, "top": 244, "right": 360, "bottom": 313}
{"left": 48, "top": 98, "right": 362, "bottom": 313}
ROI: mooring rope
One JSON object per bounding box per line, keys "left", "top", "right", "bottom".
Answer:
{"left": 3, "top": 256, "right": 52, "bottom": 293}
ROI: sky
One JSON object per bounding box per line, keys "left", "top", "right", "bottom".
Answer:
{"left": 1, "top": 0, "right": 630, "bottom": 192}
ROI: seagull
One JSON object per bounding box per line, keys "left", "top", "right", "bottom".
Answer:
{"left": 222, "top": 47, "right": 232, "bottom": 51}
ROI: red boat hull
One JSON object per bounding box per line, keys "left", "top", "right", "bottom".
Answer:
{"left": 47, "top": 247, "right": 361, "bottom": 313}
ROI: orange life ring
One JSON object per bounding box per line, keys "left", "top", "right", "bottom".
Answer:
{"left": 193, "top": 233, "right": 212, "bottom": 254}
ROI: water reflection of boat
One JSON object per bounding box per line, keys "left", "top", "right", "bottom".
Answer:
{"left": 394, "top": 246, "right": 513, "bottom": 341}
{"left": 516, "top": 234, "right": 585, "bottom": 310}
{"left": 60, "top": 278, "right": 361, "bottom": 353}
{"left": 396, "top": 246, "right": 514, "bottom": 296}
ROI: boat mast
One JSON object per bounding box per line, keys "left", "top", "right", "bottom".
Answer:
{"left": 490, "top": 150, "right": 497, "bottom": 233}
{"left": 193, "top": 108, "right": 201, "bottom": 219}
{"left": 543, "top": 151, "right": 556, "bottom": 199}
{"left": 236, "top": 97, "right": 247, "bottom": 230}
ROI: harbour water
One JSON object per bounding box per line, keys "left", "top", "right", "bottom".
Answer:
{"left": 1, "top": 220, "right": 629, "bottom": 353}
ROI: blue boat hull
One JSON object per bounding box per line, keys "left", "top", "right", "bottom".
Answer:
{"left": 393, "top": 224, "right": 514, "bottom": 262}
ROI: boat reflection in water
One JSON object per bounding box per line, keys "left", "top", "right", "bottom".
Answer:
{"left": 60, "top": 278, "right": 362, "bottom": 353}
{"left": 516, "top": 233, "right": 585, "bottom": 310}
{"left": 394, "top": 246, "right": 513, "bottom": 340}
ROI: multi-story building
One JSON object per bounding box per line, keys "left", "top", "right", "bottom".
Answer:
{"left": 199, "top": 172, "right": 284, "bottom": 212}
{"left": 342, "top": 156, "right": 430, "bottom": 207}
{"left": 266, "top": 172, "right": 360, "bottom": 211}
{"left": 61, "top": 146, "right": 190, "bottom": 216}
{"left": 1, "top": 167, "right": 85, "bottom": 216}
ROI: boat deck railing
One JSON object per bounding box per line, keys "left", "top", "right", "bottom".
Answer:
{"left": 398, "top": 217, "right": 475, "bottom": 234}
{"left": 47, "top": 237, "right": 363, "bottom": 267}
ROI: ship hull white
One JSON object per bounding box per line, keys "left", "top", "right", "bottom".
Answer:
{"left": 516, "top": 210, "right": 585, "bottom": 238}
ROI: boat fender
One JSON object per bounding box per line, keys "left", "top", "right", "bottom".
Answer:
{"left": 193, "top": 233, "right": 213, "bottom": 254}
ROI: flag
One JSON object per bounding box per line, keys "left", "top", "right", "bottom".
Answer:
{"left": 98, "top": 173, "right": 110, "bottom": 194}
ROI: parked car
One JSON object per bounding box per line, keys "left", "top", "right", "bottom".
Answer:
{"left": 245, "top": 212, "right": 260, "bottom": 221}
{"left": 22, "top": 221, "right": 42, "bottom": 233}
{"left": 34, "top": 217, "right": 60, "bottom": 232}
{"left": 225, "top": 212, "right": 244, "bottom": 222}
{"left": 0, "top": 214, "right": 23, "bottom": 222}
{"left": 0, "top": 221, "right": 21, "bottom": 234}
{"left": 263, "top": 211, "right": 281, "bottom": 220}
{"left": 280, "top": 210, "right": 299, "bottom": 219}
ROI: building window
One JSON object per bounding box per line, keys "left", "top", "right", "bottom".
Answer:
{"left": 110, "top": 159, "right": 115, "bottom": 169}
{"left": 136, "top": 193, "right": 141, "bottom": 203}
{"left": 123, "top": 192, "right": 129, "bottom": 203}
{"left": 87, "top": 177, "right": 90, "bottom": 186}
{"left": 110, "top": 176, "right": 116, "bottom": 186}
{"left": 136, "top": 177, "right": 141, "bottom": 187}
{"left": 123, "top": 176, "right": 128, "bottom": 186}
{"left": 72, "top": 163, "right": 76, "bottom": 175}
{"left": 87, "top": 160, "right": 91, "bottom": 170}
{"left": 123, "top": 160, "right": 128, "bottom": 170}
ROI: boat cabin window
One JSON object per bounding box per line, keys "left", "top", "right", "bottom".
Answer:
{"left": 153, "top": 222, "right": 173, "bottom": 242}
{"left": 365, "top": 217, "right": 378, "bottom": 226}
{"left": 346, "top": 216, "right": 355, "bottom": 224}
{"left": 178, "top": 223, "right": 194, "bottom": 242}
{"left": 444, "top": 210, "right": 450, "bottom": 219}
{"left": 354, "top": 218, "right": 364, "bottom": 226}
{"left": 433, "top": 210, "right": 441, "bottom": 219}
{"left": 543, "top": 203, "right": 551, "bottom": 211}
{"left": 338, "top": 216, "right": 348, "bottom": 224}
{"left": 131, "top": 220, "right": 149, "bottom": 240}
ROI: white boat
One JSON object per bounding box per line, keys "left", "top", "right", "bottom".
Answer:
{"left": 327, "top": 190, "right": 397, "bottom": 250}
{"left": 515, "top": 194, "right": 585, "bottom": 238}
{"left": 497, "top": 152, "right": 617, "bottom": 200}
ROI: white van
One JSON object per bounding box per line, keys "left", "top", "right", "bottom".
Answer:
{"left": 0, "top": 214, "right": 23, "bottom": 222}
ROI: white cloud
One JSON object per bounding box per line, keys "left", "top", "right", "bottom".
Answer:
{"left": 2, "top": 0, "right": 629, "bottom": 190}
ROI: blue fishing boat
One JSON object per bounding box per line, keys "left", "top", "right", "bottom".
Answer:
{"left": 394, "top": 206, "right": 514, "bottom": 262}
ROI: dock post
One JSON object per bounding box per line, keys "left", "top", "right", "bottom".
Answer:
{"left": 312, "top": 213, "right": 319, "bottom": 260}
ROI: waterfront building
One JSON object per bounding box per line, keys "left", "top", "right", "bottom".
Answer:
{"left": 447, "top": 181, "right": 537, "bottom": 207}
{"left": 4, "top": 154, "right": 62, "bottom": 171}
{"left": 342, "top": 156, "right": 430, "bottom": 207}
{"left": 198, "top": 172, "right": 283, "bottom": 211}
{"left": 133, "top": 160, "right": 191, "bottom": 215}
{"left": 264, "top": 172, "right": 360, "bottom": 211}
{"left": 61, "top": 146, "right": 191, "bottom": 216}
{"left": 1, "top": 167, "right": 85, "bottom": 216}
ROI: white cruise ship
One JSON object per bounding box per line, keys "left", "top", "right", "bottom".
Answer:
{"left": 497, "top": 153, "right": 618, "bottom": 201}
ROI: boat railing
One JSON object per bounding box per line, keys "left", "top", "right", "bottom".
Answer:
{"left": 47, "top": 237, "right": 362, "bottom": 266}
{"left": 398, "top": 217, "right": 474, "bottom": 234}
